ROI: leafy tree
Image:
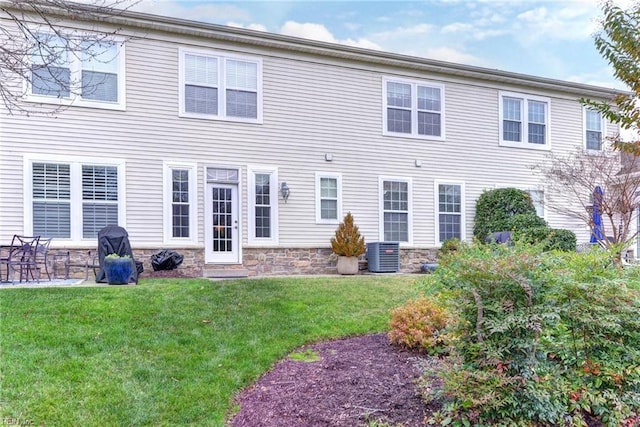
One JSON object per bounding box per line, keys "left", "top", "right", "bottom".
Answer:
{"left": 583, "top": 1, "right": 640, "bottom": 155}
{"left": 0, "top": 0, "right": 137, "bottom": 115}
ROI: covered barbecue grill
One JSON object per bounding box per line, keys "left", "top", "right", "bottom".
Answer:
{"left": 95, "top": 226, "right": 143, "bottom": 283}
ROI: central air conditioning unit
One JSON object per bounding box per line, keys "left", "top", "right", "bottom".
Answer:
{"left": 367, "top": 242, "right": 400, "bottom": 273}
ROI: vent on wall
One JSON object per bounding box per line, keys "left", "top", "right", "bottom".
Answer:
{"left": 366, "top": 242, "right": 400, "bottom": 273}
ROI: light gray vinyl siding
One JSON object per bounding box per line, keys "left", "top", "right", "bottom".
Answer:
{"left": 0, "top": 17, "right": 619, "bottom": 250}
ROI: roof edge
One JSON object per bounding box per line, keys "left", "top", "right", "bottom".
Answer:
{"left": 1, "top": 0, "right": 624, "bottom": 99}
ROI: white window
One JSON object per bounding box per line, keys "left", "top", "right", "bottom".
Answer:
{"left": 315, "top": 173, "right": 342, "bottom": 224}
{"left": 28, "top": 33, "right": 125, "bottom": 109}
{"left": 247, "top": 167, "right": 278, "bottom": 245}
{"left": 527, "top": 189, "right": 545, "bottom": 218}
{"left": 25, "top": 156, "right": 125, "bottom": 242}
{"left": 163, "top": 163, "right": 197, "bottom": 244}
{"left": 379, "top": 178, "right": 412, "bottom": 243}
{"left": 584, "top": 108, "right": 605, "bottom": 151}
{"left": 383, "top": 77, "right": 444, "bottom": 140}
{"left": 499, "top": 91, "right": 550, "bottom": 149}
{"left": 180, "top": 48, "right": 262, "bottom": 123}
{"left": 436, "top": 182, "right": 465, "bottom": 244}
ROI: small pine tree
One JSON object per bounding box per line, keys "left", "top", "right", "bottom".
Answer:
{"left": 330, "top": 212, "right": 366, "bottom": 257}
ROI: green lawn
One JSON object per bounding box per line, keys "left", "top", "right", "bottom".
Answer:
{"left": 0, "top": 276, "right": 419, "bottom": 426}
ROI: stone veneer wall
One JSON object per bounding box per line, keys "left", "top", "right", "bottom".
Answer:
{"left": 55, "top": 247, "right": 439, "bottom": 279}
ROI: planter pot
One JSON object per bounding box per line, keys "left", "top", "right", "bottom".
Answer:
{"left": 336, "top": 256, "right": 359, "bottom": 275}
{"left": 104, "top": 257, "right": 134, "bottom": 285}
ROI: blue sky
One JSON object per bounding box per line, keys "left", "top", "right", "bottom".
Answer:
{"left": 131, "top": 0, "right": 632, "bottom": 89}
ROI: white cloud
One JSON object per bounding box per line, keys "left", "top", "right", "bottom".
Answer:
{"left": 423, "top": 47, "right": 491, "bottom": 67}
{"left": 515, "top": 3, "right": 600, "bottom": 42}
{"left": 565, "top": 68, "right": 625, "bottom": 90}
{"left": 279, "top": 21, "right": 381, "bottom": 50}
{"left": 131, "top": 0, "right": 250, "bottom": 23}
{"left": 441, "top": 22, "right": 474, "bottom": 33}
{"left": 372, "top": 23, "right": 434, "bottom": 43}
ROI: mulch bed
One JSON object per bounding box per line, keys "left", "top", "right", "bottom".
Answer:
{"left": 229, "top": 333, "right": 440, "bottom": 427}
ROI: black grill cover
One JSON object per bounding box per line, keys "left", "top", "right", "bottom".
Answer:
{"left": 95, "top": 225, "right": 143, "bottom": 283}
{"left": 151, "top": 250, "right": 184, "bottom": 271}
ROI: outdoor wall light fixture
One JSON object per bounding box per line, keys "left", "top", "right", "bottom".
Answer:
{"left": 280, "top": 182, "right": 290, "bottom": 202}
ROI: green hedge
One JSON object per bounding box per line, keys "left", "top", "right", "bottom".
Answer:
{"left": 514, "top": 227, "right": 577, "bottom": 252}
{"left": 473, "top": 188, "right": 541, "bottom": 241}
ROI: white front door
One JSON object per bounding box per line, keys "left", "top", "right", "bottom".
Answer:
{"left": 205, "top": 183, "right": 239, "bottom": 263}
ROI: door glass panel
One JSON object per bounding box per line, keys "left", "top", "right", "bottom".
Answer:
{"left": 212, "top": 186, "right": 233, "bottom": 253}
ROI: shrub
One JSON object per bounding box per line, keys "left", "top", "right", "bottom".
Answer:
{"left": 330, "top": 212, "right": 366, "bottom": 257}
{"left": 505, "top": 212, "right": 547, "bottom": 231}
{"left": 439, "top": 237, "right": 462, "bottom": 257}
{"left": 473, "top": 188, "right": 541, "bottom": 241}
{"left": 423, "top": 243, "right": 640, "bottom": 425}
{"left": 388, "top": 297, "right": 451, "bottom": 354}
{"left": 514, "top": 227, "right": 577, "bottom": 251}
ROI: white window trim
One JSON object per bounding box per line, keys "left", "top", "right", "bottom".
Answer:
{"left": 24, "top": 32, "right": 126, "bottom": 111}
{"left": 498, "top": 91, "right": 551, "bottom": 150}
{"left": 378, "top": 176, "right": 413, "bottom": 245}
{"left": 23, "top": 154, "right": 126, "bottom": 246}
{"left": 178, "top": 47, "right": 263, "bottom": 124}
{"left": 315, "top": 172, "right": 342, "bottom": 224}
{"left": 434, "top": 181, "right": 466, "bottom": 246}
{"left": 583, "top": 106, "right": 607, "bottom": 152}
{"left": 247, "top": 166, "right": 279, "bottom": 246}
{"left": 382, "top": 76, "right": 446, "bottom": 141}
{"left": 163, "top": 162, "right": 198, "bottom": 245}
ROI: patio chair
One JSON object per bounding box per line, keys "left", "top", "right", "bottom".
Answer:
{"left": 1, "top": 235, "right": 40, "bottom": 283}
{"left": 32, "top": 237, "right": 52, "bottom": 281}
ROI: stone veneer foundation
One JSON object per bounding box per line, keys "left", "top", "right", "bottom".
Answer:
{"left": 53, "top": 247, "right": 440, "bottom": 279}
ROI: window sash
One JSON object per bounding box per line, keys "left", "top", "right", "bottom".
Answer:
{"left": 82, "top": 165, "right": 118, "bottom": 238}
{"left": 171, "top": 169, "right": 190, "bottom": 238}
{"left": 254, "top": 173, "right": 272, "bottom": 239}
{"left": 585, "top": 109, "right": 603, "bottom": 150}
{"left": 438, "top": 184, "right": 462, "bottom": 242}
{"left": 32, "top": 163, "right": 71, "bottom": 238}
{"left": 319, "top": 177, "right": 338, "bottom": 220}
{"left": 382, "top": 180, "right": 409, "bottom": 242}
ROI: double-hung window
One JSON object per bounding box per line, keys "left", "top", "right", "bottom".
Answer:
{"left": 584, "top": 108, "right": 604, "bottom": 151}
{"left": 380, "top": 178, "right": 412, "bottom": 243}
{"left": 436, "top": 182, "right": 464, "bottom": 244}
{"left": 384, "top": 78, "right": 444, "bottom": 140}
{"left": 27, "top": 156, "right": 125, "bottom": 241}
{"left": 180, "top": 48, "right": 262, "bottom": 122}
{"left": 248, "top": 167, "right": 278, "bottom": 245}
{"left": 315, "top": 173, "right": 342, "bottom": 224}
{"left": 29, "top": 33, "right": 125, "bottom": 109}
{"left": 499, "top": 92, "right": 550, "bottom": 149}
{"left": 163, "top": 163, "right": 197, "bottom": 244}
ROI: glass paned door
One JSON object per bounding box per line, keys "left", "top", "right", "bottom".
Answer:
{"left": 205, "top": 183, "right": 239, "bottom": 263}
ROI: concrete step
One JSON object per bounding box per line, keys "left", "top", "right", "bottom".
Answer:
{"left": 202, "top": 268, "right": 249, "bottom": 278}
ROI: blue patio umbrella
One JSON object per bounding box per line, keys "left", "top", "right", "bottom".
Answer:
{"left": 590, "top": 186, "right": 605, "bottom": 243}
